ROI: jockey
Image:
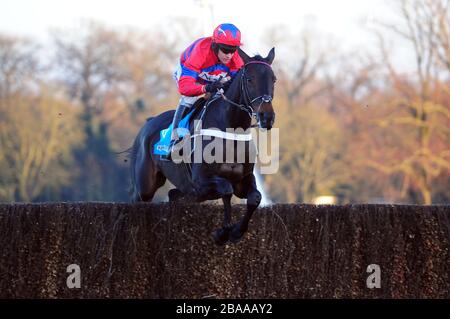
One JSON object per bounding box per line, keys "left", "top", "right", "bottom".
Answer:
{"left": 162, "top": 23, "right": 244, "bottom": 160}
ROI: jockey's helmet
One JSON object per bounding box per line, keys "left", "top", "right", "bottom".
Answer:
{"left": 212, "top": 23, "right": 242, "bottom": 47}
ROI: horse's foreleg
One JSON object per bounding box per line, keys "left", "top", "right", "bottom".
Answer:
{"left": 192, "top": 171, "right": 235, "bottom": 245}
{"left": 212, "top": 194, "right": 233, "bottom": 245}
{"left": 230, "top": 174, "right": 261, "bottom": 243}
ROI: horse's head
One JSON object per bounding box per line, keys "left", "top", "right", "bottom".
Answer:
{"left": 238, "top": 47, "right": 276, "bottom": 130}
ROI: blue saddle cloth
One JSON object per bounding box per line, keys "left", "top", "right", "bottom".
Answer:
{"left": 153, "top": 109, "right": 196, "bottom": 155}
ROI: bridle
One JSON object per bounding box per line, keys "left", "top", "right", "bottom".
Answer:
{"left": 242, "top": 61, "right": 274, "bottom": 109}
{"left": 219, "top": 60, "right": 274, "bottom": 122}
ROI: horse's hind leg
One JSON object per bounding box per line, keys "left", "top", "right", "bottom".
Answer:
{"left": 133, "top": 170, "right": 166, "bottom": 202}
{"left": 229, "top": 173, "right": 261, "bottom": 243}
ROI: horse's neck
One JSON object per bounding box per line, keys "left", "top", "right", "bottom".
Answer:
{"left": 203, "top": 75, "right": 251, "bottom": 131}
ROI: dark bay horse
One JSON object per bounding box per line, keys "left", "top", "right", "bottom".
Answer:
{"left": 129, "top": 48, "right": 276, "bottom": 245}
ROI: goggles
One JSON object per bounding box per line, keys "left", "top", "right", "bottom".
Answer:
{"left": 218, "top": 45, "right": 238, "bottom": 54}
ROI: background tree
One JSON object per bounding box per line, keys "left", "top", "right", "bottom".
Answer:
{"left": 0, "top": 34, "right": 83, "bottom": 201}
{"left": 0, "top": 12, "right": 448, "bottom": 204}
{"left": 52, "top": 21, "right": 135, "bottom": 201}
{"left": 262, "top": 26, "right": 350, "bottom": 203}
{"left": 365, "top": 0, "right": 450, "bottom": 204}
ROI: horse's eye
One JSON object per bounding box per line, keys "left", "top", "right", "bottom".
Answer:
{"left": 273, "top": 77, "right": 277, "bottom": 83}
{"left": 246, "top": 78, "right": 252, "bottom": 83}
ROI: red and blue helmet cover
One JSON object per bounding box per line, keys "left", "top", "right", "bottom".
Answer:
{"left": 213, "top": 23, "right": 242, "bottom": 47}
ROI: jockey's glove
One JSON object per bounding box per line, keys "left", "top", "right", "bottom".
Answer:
{"left": 204, "top": 80, "right": 224, "bottom": 93}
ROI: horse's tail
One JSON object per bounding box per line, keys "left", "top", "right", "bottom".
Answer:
{"left": 117, "top": 117, "right": 156, "bottom": 202}
{"left": 128, "top": 139, "right": 140, "bottom": 202}
{"left": 116, "top": 141, "right": 139, "bottom": 202}
{"left": 126, "top": 111, "right": 173, "bottom": 202}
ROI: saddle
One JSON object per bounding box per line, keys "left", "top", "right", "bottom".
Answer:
{"left": 153, "top": 98, "right": 206, "bottom": 156}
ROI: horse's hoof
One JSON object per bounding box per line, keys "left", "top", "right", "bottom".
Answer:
{"left": 229, "top": 226, "right": 247, "bottom": 244}
{"left": 212, "top": 228, "right": 230, "bottom": 246}
{"left": 168, "top": 189, "right": 184, "bottom": 202}
{"left": 229, "top": 232, "right": 244, "bottom": 244}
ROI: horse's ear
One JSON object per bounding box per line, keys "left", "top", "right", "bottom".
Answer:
{"left": 265, "top": 47, "right": 275, "bottom": 65}
{"left": 238, "top": 48, "right": 251, "bottom": 64}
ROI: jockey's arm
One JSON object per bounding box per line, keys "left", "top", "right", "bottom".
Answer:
{"left": 178, "top": 71, "right": 206, "bottom": 97}
{"left": 178, "top": 48, "right": 209, "bottom": 97}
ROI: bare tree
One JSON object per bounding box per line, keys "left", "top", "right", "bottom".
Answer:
{"left": 264, "top": 26, "right": 333, "bottom": 109}
{"left": 0, "top": 34, "right": 39, "bottom": 100}
{"left": 262, "top": 26, "right": 350, "bottom": 203}
{"left": 0, "top": 35, "right": 83, "bottom": 201}
{"left": 423, "top": 0, "right": 450, "bottom": 71}
{"left": 265, "top": 103, "right": 347, "bottom": 203}
{"left": 368, "top": 0, "right": 450, "bottom": 203}
{"left": 0, "top": 89, "right": 83, "bottom": 201}
{"left": 52, "top": 21, "right": 129, "bottom": 117}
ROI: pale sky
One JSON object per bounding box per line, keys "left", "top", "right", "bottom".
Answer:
{"left": 1, "top": 0, "right": 390, "bottom": 48}
{"left": 1, "top": 0, "right": 412, "bottom": 69}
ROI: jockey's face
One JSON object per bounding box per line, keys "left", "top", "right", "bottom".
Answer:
{"left": 217, "top": 47, "right": 236, "bottom": 64}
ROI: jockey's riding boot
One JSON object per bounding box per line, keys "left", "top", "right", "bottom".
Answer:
{"left": 161, "top": 104, "right": 189, "bottom": 161}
